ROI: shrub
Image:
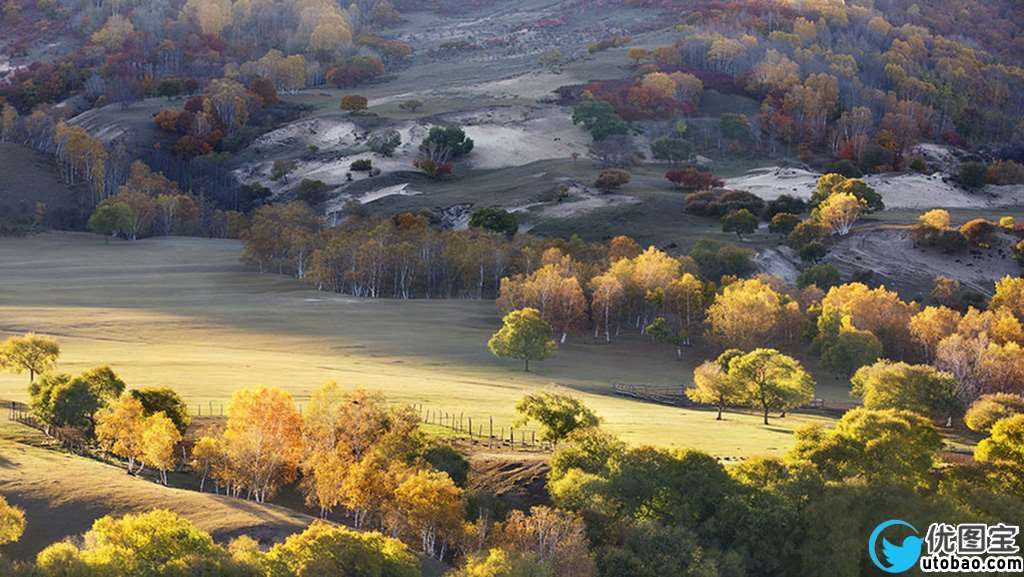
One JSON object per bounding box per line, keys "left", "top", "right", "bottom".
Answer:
{"left": 959, "top": 161, "right": 988, "bottom": 190}
{"left": 828, "top": 159, "right": 863, "bottom": 178}
{"left": 908, "top": 156, "right": 929, "bottom": 173}
{"left": 721, "top": 209, "right": 758, "bottom": 239}
{"left": 367, "top": 129, "right": 401, "bottom": 156}
{"left": 769, "top": 213, "right": 801, "bottom": 235}
{"left": 296, "top": 179, "right": 330, "bottom": 205}
{"left": 797, "top": 264, "right": 841, "bottom": 289}
{"left": 786, "top": 219, "right": 828, "bottom": 250}
{"left": 683, "top": 189, "right": 764, "bottom": 217}
{"left": 469, "top": 207, "right": 518, "bottom": 237}
{"left": 959, "top": 218, "right": 996, "bottom": 246}
{"left": 340, "top": 95, "right": 369, "bottom": 112}
{"left": 350, "top": 159, "right": 373, "bottom": 171}
{"left": 764, "top": 194, "right": 807, "bottom": 219}
{"left": 665, "top": 167, "right": 723, "bottom": 191}
{"left": 414, "top": 158, "right": 453, "bottom": 178}
{"left": 799, "top": 241, "right": 827, "bottom": 263}
{"left": 595, "top": 169, "right": 631, "bottom": 190}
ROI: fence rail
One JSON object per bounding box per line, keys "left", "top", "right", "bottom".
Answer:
{"left": 612, "top": 384, "right": 859, "bottom": 415}
{"left": 415, "top": 404, "right": 550, "bottom": 451}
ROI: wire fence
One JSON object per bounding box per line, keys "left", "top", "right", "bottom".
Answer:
{"left": 414, "top": 404, "right": 551, "bottom": 451}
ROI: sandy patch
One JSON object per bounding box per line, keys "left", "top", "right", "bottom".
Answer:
{"left": 827, "top": 228, "right": 1021, "bottom": 297}
{"left": 725, "top": 166, "right": 1024, "bottom": 209}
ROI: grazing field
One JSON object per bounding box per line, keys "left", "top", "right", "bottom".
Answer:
{"left": 0, "top": 232, "right": 843, "bottom": 456}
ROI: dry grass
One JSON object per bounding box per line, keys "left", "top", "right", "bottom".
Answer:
{"left": 0, "top": 421, "right": 313, "bottom": 561}
{"left": 0, "top": 232, "right": 839, "bottom": 456}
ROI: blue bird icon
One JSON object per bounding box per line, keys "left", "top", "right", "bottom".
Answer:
{"left": 881, "top": 535, "right": 924, "bottom": 573}
{"left": 869, "top": 520, "right": 923, "bottom": 574}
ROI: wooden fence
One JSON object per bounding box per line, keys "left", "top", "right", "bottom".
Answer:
{"left": 415, "top": 404, "right": 550, "bottom": 451}
{"left": 2, "top": 398, "right": 91, "bottom": 452}
{"left": 612, "top": 384, "right": 859, "bottom": 416}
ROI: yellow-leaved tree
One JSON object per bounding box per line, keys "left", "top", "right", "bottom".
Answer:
{"left": 222, "top": 386, "right": 303, "bottom": 502}
{"left": 141, "top": 411, "right": 182, "bottom": 485}
{"left": 95, "top": 393, "right": 147, "bottom": 474}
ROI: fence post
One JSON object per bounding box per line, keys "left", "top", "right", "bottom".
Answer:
{"left": 468, "top": 417, "right": 473, "bottom": 437}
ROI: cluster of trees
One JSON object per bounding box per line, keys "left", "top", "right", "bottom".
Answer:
{"left": 1, "top": 508, "right": 421, "bottom": 577}
{"left": 87, "top": 161, "right": 202, "bottom": 240}
{"left": 0, "top": 0, "right": 408, "bottom": 115}
{"left": 188, "top": 383, "right": 468, "bottom": 560}
{"left": 575, "top": 0, "right": 1024, "bottom": 171}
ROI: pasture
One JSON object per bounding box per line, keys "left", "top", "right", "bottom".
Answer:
{"left": 0, "top": 232, "right": 843, "bottom": 456}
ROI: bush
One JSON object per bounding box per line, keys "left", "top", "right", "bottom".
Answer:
{"left": 786, "top": 219, "right": 827, "bottom": 250}
{"left": 296, "top": 179, "right": 330, "bottom": 205}
{"left": 799, "top": 241, "right": 827, "bottom": 263}
{"left": 908, "top": 156, "right": 929, "bottom": 173}
{"left": 959, "top": 161, "right": 988, "bottom": 190}
{"left": 828, "top": 159, "right": 863, "bottom": 178}
{"left": 769, "top": 213, "right": 801, "bottom": 235}
{"left": 595, "top": 169, "right": 631, "bottom": 190}
{"left": 797, "top": 264, "right": 841, "bottom": 289}
{"left": 350, "top": 159, "right": 373, "bottom": 171}
{"left": 340, "top": 95, "right": 369, "bottom": 112}
{"left": 688, "top": 240, "right": 754, "bottom": 280}
{"left": 367, "top": 129, "right": 401, "bottom": 156}
{"left": 469, "top": 207, "right": 518, "bottom": 237}
{"left": 684, "top": 189, "right": 765, "bottom": 217}
{"left": 934, "top": 229, "right": 968, "bottom": 253}
{"left": 270, "top": 160, "right": 296, "bottom": 182}
{"left": 721, "top": 209, "right": 758, "bottom": 239}
{"left": 764, "top": 195, "right": 807, "bottom": 219}
{"left": 665, "top": 167, "right": 723, "bottom": 192}
{"left": 414, "top": 158, "right": 452, "bottom": 178}
{"left": 421, "top": 125, "right": 474, "bottom": 158}
{"left": 959, "top": 218, "right": 996, "bottom": 246}
{"left": 965, "top": 394, "right": 1024, "bottom": 433}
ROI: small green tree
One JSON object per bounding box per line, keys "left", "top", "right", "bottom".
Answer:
{"left": 515, "top": 391, "right": 600, "bottom": 443}
{"left": 728, "top": 348, "right": 815, "bottom": 425}
{"left": 721, "top": 209, "right": 758, "bottom": 239}
{"left": 650, "top": 137, "right": 694, "bottom": 165}
{"left": 1, "top": 333, "right": 60, "bottom": 383}
{"left": 975, "top": 414, "right": 1024, "bottom": 465}
{"left": 130, "top": 387, "right": 191, "bottom": 434}
{"left": 851, "top": 360, "right": 961, "bottom": 422}
{"left": 686, "top": 360, "right": 745, "bottom": 420}
{"left": 820, "top": 327, "right": 883, "bottom": 376}
{"left": 421, "top": 125, "right": 474, "bottom": 158}
{"left": 488, "top": 308, "right": 557, "bottom": 371}
{"left": 88, "top": 202, "right": 132, "bottom": 243}
{"left": 959, "top": 160, "right": 987, "bottom": 190}
{"left": 469, "top": 207, "right": 518, "bottom": 237}
{"left": 965, "top": 394, "right": 1024, "bottom": 434}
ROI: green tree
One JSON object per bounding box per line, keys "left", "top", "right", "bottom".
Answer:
{"left": 488, "top": 308, "right": 557, "bottom": 372}
{"left": 686, "top": 359, "right": 745, "bottom": 420}
{"left": 796, "top": 264, "right": 841, "bottom": 289}
{"left": 728, "top": 349, "right": 814, "bottom": 425}
{"left": 263, "top": 520, "right": 420, "bottom": 577}
{"left": 88, "top": 202, "right": 133, "bottom": 243}
{"left": 975, "top": 414, "right": 1024, "bottom": 466}
{"left": 421, "top": 125, "right": 474, "bottom": 158}
{"left": 965, "top": 394, "right": 1024, "bottom": 434}
{"left": 721, "top": 209, "right": 758, "bottom": 239}
{"left": 28, "top": 372, "right": 104, "bottom": 430}
{"left": 851, "top": 360, "right": 961, "bottom": 422}
{"left": 0, "top": 333, "right": 60, "bottom": 383}
{"left": 820, "top": 327, "right": 883, "bottom": 377}
{"left": 79, "top": 365, "right": 127, "bottom": 402}
{"left": 515, "top": 391, "right": 600, "bottom": 443}
{"left": 959, "top": 161, "right": 987, "bottom": 190}
{"left": 788, "top": 408, "right": 941, "bottom": 487}
{"left": 571, "top": 100, "right": 627, "bottom": 141}
{"left": 650, "top": 137, "right": 694, "bottom": 165}
{"left": 469, "top": 207, "right": 519, "bottom": 237}
{"left": 130, "top": 387, "right": 191, "bottom": 434}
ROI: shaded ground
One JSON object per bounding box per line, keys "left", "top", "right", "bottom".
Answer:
{"left": 0, "top": 421, "right": 312, "bottom": 561}
{"left": 0, "top": 142, "right": 87, "bottom": 229}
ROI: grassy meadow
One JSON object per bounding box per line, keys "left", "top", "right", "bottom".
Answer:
{"left": 0, "top": 232, "right": 845, "bottom": 456}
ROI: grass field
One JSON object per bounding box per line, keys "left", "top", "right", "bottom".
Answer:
{"left": 0, "top": 232, "right": 848, "bottom": 456}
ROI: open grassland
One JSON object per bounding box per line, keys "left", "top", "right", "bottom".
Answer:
{"left": 0, "top": 233, "right": 843, "bottom": 456}
{"left": 0, "top": 421, "right": 313, "bottom": 561}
